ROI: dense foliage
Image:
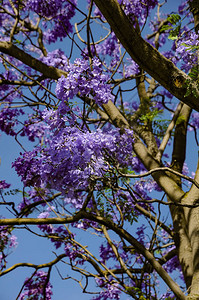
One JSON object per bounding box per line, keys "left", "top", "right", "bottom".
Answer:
{"left": 1, "top": 0, "right": 199, "bottom": 299}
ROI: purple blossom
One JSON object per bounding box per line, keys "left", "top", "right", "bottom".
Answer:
{"left": 86, "top": 0, "right": 104, "bottom": 18}
{"left": 64, "top": 242, "right": 85, "bottom": 265}
{"left": 19, "top": 271, "right": 53, "bottom": 300}
{"left": 0, "top": 107, "right": 24, "bottom": 136}
{"left": 37, "top": 211, "right": 55, "bottom": 234}
{"left": 189, "top": 112, "right": 199, "bottom": 130}
{"left": 99, "top": 242, "right": 115, "bottom": 264}
{"left": 9, "top": 235, "right": 18, "bottom": 248}
{"left": 161, "top": 89, "right": 174, "bottom": 100}
{"left": 124, "top": 58, "right": 139, "bottom": 77}
{"left": 26, "top": 0, "right": 62, "bottom": 18}
{"left": 17, "top": 186, "right": 49, "bottom": 213}
{"left": 12, "top": 148, "right": 42, "bottom": 187}
{"left": 26, "top": 0, "right": 77, "bottom": 43}
{"left": 136, "top": 224, "right": 147, "bottom": 246}
{"left": 50, "top": 226, "right": 72, "bottom": 249}
{"left": 164, "top": 253, "right": 181, "bottom": 274}
{"left": 0, "top": 223, "right": 18, "bottom": 270}
{"left": 41, "top": 49, "right": 68, "bottom": 70}
{"left": 0, "top": 180, "right": 11, "bottom": 190}
{"left": 120, "top": 0, "right": 158, "bottom": 26}
{"left": 160, "top": 290, "right": 175, "bottom": 299}
{"left": 55, "top": 58, "right": 114, "bottom": 105}
{"left": 93, "top": 279, "right": 121, "bottom": 300}
{"left": 178, "top": 1, "right": 188, "bottom": 15}
{"left": 20, "top": 120, "right": 48, "bottom": 142}
{"left": 13, "top": 118, "right": 136, "bottom": 209}
{"left": 175, "top": 32, "right": 199, "bottom": 72}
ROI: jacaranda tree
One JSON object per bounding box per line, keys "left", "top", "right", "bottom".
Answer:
{"left": 1, "top": 0, "right": 199, "bottom": 299}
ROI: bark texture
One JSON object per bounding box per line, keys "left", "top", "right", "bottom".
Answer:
{"left": 93, "top": 0, "right": 199, "bottom": 112}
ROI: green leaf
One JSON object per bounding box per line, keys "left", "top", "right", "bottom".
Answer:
{"left": 14, "top": 39, "right": 22, "bottom": 45}
{"left": 160, "top": 25, "right": 173, "bottom": 32}
{"left": 168, "top": 25, "right": 181, "bottom": 40}
{"left": 167, "top": 14, "right": 181, "bottom": 25}
{"left": 189, "top": 66, "right": 199, "bottom": 80}
{"left": 161, "top": 14, "right": 181, "bottom": 40}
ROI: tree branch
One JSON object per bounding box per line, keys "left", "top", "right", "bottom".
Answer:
{"left": 93, "top": 0, "right": 199, "bottom": 112}
{"left": 0, "top": 211, "right": 186, "bottom": 299}
{"left": 0, "top": 253, "right": 67, "bottom": 277}
{"left": 0, "top": 41, "right": 67, "bottom": 79}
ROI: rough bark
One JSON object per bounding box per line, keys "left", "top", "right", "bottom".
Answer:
{"left": 92, "top": 1, "right": 199, "bottom": 297}
{"left": 93, "top": 0, "right": 199, "bottom": 112}
{"left": 182, "top": 160, "right": 199, "bottom": 298}
{"left": 189, "top": 0, "right": 199, "bottom": 33}
{"left": 168, "top": 104, "right": 193, "bottom": 290}
{"left": 0, "top": 212, "right": 187, "bottom": 300}
{"left": 0, "top": 41, "right": 67, "bottom": 79}
{"left": 1, "top": 2, "right": 199, "bottom": 297}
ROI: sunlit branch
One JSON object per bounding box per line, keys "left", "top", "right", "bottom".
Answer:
{"left": 0, "top": 210, "right": 186, "bottom": 299}
{"left": 102, "top": 225, "right": 136, "bottom": 281}
{"left": 0, "top": 54, "right": 57, "bottom": 98}
{"left": 119, "top": 191, "right": 173, "bottom": 236}
{"left": 93, "top": 0, "right": 199, "bottom": 112}
{"left": 0, "top": 42, "right": 67, "bottom": 79}
{"left": 156, "top": 102, "right": 184, "bottom": 162}
{"left": 117, "top": 166, "right": 199, "bottom": 189}
{"left": 18, "top": 192, "right": 62, "bottom": 217}
{"left": 0, "top": 253, "right": 67, "bottom": 277}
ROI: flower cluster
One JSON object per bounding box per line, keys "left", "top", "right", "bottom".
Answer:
{"left": 82, "top": 32, "right": 139, "bottom": 78}
{"left": 13, "top": 125, "right": 135, "bottom": 199}
{"left": 88, "top": 0, "right": 157, "bottom": 26}
{"left": 83, "top": 33, "right": 121, "bottom": 68}
{"left": 0, "top": 224, "right": 18, "bottom": 271}
{"left": 0, "top": 107, "right": 24, "bottom": 136}
{"left": 0, "top": 0, "right": 15, "bottom": 41}
{"left": 26, "top": 0, "right": 63, "bottom": 18}
{"left": 120, "top": 0, "right": 158, "bottom": 25}
{"left": 0, "top": 0, "right": 76, "bottom": 44}
{"left": 26, "top": 0, "right": 77, "bottom": 43}
{"left": 175, "top": 31, "right": 199, "bottom": 72}
{"left": 41, "top": 49, "right": 68, "bottom": 70}
{"left": 94, "top": 279, "right": 121, "bottom": 300}
{"left": 20, "top": 113, "right": 48, "bottom": 142}
{"left": 55, "top": 57, "right": 114, "bottom": 105}
{"left": 189, "top": 112, "right": 199, "bottom": 130}
{"left": 19, "top": 271, "right": 53, "bottom": 300}
{"left": 0, "top": 180, "right": 11, "bottom": 190}
{"left": 17, "top": 185, "right": 50, "bottom": 213}
{"left": 136, "top": 224, "right": 147, "bottom": 246}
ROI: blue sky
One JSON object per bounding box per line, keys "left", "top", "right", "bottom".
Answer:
{"left": 0, "top": 0, "right": 197, "bottom": 299}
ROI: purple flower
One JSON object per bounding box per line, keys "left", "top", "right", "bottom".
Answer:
{"left": 120, "top": 0, "right": 158, "bottom": 26}
{"left": 20, "top": 120, "right": 48, "bottom": 142}
{"left": 0, "top": 180, "right": 11, "bottom": 190}
{"left": 93, "top": 279, "right": 121, "bottom": 300}
{"left": 55, "top": 58, "right": 114, "bottom": 105}
{"left": 26, "top": 0, "right": 77, "bottom": 43}
{"left": 0, "top": 222, "right": 18, "bottom": 270}
{"left": 26, "top": 0, "right": 62, "bottom": 17}
{"left": 13, "top": 127, "right": 133, "bottom": 198}
{"left": 19, "top": 271, "right": 53, "bottom": 300}
{"left": 175, "top": 32, "right": 199, "bottom": 73}
{"left": 0, "top": 107, "right": 24, "bottom": 136}
{"left": 41, "top": 49, "right": 68, "bottom": 70}
{"left": 136, "top": 224, "right": 147, "bottom": 246}
{"left": 189, "top": 112, "right": 199, "bottom": 130}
